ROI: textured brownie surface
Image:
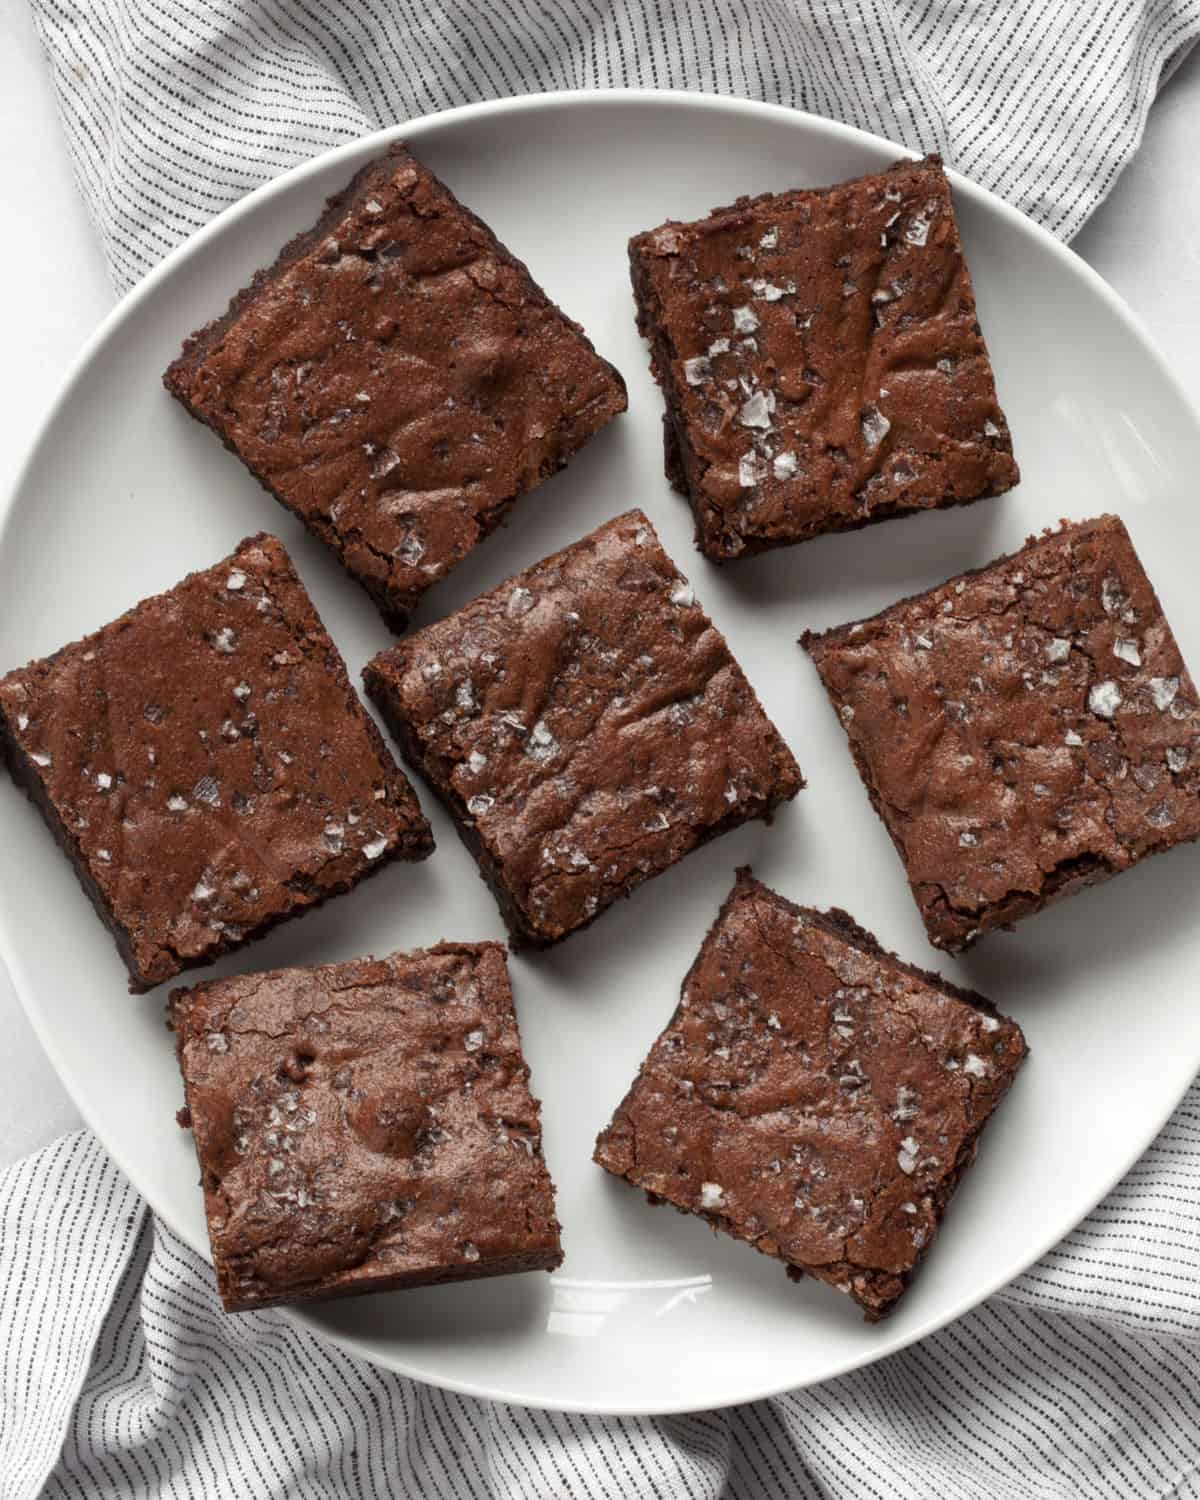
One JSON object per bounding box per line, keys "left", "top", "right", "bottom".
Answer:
{"left": 630, "top": 155, "right": 1017, "bottom": 561}
{"left": 364, "top": 509, "right": 802, "bottom": 948}
{"left": 804, "top": 514, "right": 1200, "bottom": 952}
{"left": 594, "top": 870, "right": 1026, "bottom": 1320}
{"left": 172, "top": 943, "right": 562, "bottom": 1311}
{"left": 0, "top": 534, "right": 432, "bottom": 991}
{"left": 165, "top": 144, "right": 627, "bottom": 629}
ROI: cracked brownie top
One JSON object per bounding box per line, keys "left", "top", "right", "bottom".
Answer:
{"left": 593, "top": 869, "right": 1026, "bottom": 1320}
{"left": 0, "top": 533, "right": 431, "bottom": 991}
{"left": 803, "top": 514, "right": 1200, "bottom": 951}
{"left": 171, "top": 942, "right": 562, "bottom": 1311}
{"left": 364, "top": 509, "right": 803, "bottom": 947}
{"left": 165, "top": 144, "right": 627, "bottom": 630}
{"left": 630, "top": 154, "right": 1017, "bottom": 560}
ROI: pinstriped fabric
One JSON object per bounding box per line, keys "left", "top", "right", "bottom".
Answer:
{"left": 4, "top": 1122, "right": 1200, "bottom": 1497}
{"left": 9, "top": 2, "right": 1200, "bottom": 1494}
{"left": 28, "top": 0, "right": 1200, "bottom": 294}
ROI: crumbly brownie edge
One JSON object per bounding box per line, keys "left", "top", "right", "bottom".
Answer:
{"left": 800, "top": 515, "right": 1125, "bottom": 658}
{"left": 661, "top": 411, "right": 690, "bottom": 498}
{"left": 256, "top": 532, "right": 435, "bottom": 866}
{"left": 170, "top": 942, "right": 563, "bottom": 1311}
{"left": 594, "top": 868, "right": 1026, "bottom": 1320}
{"left": 166, "top": 145, "right": 628, "bottom": 632}
{"left": 0, "top": 534, "right": 432, "bottom": 992}
{"left": 629, "top": 242, "right": 725, "bottom": 558}
{"left": 800, "top": 513, "right": 1183, "bottom": 950}
{"left": 737, "top": 870, "right": 1023, "bottom": 1027}
{"left": 0, "top": 712, "right": 154, "bottom": 987}
{"left": 208, "top": 1249, "right": 560, "bottom": 1313}
{"left": 630, "top": 155, "right": 1018, "bottom": 562}
{"left": 631, "top": 154, "right": 937, "bottom": 261}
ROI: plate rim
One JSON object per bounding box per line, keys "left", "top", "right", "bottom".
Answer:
{"left": 3, "top": 87, "right": 1199, "bottom": 1415}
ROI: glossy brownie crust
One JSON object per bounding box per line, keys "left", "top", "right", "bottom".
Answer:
{"left": 594, "top": 870, "right": 1026, "bottom": 1320}
{"left": 630, "top": 155, "right": 1017, "bottom": 561}
{"left": 0, "top": 534, "right": 432, "bottom": 992}
{"left": 172, "top": 943, "right": 562, "bottom": 1312}
{"left": 165, "top": 144, "right": 627, "bottom": 630}
{"left": 364, "top": 509, "right": 803, "bottom": 948}
{"left": 804, "top": 515, "right": 1200, "bottom": 952}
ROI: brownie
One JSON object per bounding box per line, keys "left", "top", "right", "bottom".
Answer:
{"left": 594, "top": 870, "right": 1026, "bottom": 1320}
{"left": 364, "top": 509, "right": 803, "bottom": 948}
{"left": 165, "top": 144, "right": 627, "bottom": 630}
{"left": 630, "top": 155, "right": 1017, "bottom": 561}
{"left": 0, "top": 534, "right": 432, "bottom": 992}
{"left": 803, "top": 514, "right": 1200, "bottom": 952}
{"left": 171, "top": 942, "right": 562, "bottom": 1311}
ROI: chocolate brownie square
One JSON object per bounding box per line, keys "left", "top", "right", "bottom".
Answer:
{"left": 803, "top": 514, "right": 1200, "bottom": 951}
{"left": 0, "top": 534, "right": 432, "bottom": 992}
{"left": 172, "top": 943, "right": 562, "bottom": 1311}
{"left": 594, "top": 870, "right": 1026, "bottom": 1320}
{"left": 165, "top": 144, "right": 627, "bottom": 630}
{"left": 630, "top": 155, "right": 1017, "bottom": 560}
{"left": 364, "top": 509, "right": 802, "bottom": 947}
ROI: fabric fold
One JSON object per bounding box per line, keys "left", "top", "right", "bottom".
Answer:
{"left": 29, "top": 0, "right": 1200, "bottom": 294}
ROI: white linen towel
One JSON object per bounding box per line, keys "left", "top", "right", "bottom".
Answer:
{"left": 6, "top": 2, "right": 1200, "bottom": 1495}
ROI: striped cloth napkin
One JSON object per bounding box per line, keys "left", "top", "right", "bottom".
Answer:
{"left": 5, "top": 3, "right": 1200, "bottom": 1496}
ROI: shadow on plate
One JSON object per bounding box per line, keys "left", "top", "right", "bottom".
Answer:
{"left": 706, "top": 491, "right": 1017, "bottom": 633}
{"left": 958, "top": 837, "right": 1200, "bottom": 1004}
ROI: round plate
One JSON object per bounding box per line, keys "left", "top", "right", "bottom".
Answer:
{"left": 3, "top": 92, "right": 1200, "bottom": 1416}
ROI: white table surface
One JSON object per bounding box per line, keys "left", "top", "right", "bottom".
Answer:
{"left": 2, "top": 4, "right": 1198, "bottom": 1172}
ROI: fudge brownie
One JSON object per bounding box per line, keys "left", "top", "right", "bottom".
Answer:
{"left": 630, "top": 155, "right": 1017, "bottom": 561}
{"left": 0, "top": 534, "right": 432, "bottom": 992}
{"left": 803, "top": 514, "right": 1200, "bottom": 952}
{"left": 165, "top": 144, "right": 627, "bottom": 630}
{"left": 171, "top": 942, "right": 562, "bottom": 1311}
{"left": 594, "top": 870, "right": 1026, "bottom": 1320}
{"left": 364, "top": 509, "right": 803, "bottom": 948}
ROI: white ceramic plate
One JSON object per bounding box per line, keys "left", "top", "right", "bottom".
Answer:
{"left": 4, "top": 91, "right": 1200, "bottom": 1415}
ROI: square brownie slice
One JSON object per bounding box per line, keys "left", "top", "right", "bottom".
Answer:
{"left": 171, "top": 943, "right": 562, "bottom": 1311}
{"left": 0, "top": 534, "right": 432, "bottom": 992}
{"left": 630, "top": 155, "right": 1017, "bottom": 561}
{"left": 364, "top": 509, "right": 802, "bottom": 948}
{"left": 165, "top": 144, "right": 627, "bottom": 630}
{"left": 594, "top": 870, "right": 1026, "bottom": 1320}
{"left": 803, "top": 514, "right": 1200, "bottom": 952}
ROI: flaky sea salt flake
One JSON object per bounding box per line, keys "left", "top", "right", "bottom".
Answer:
{"left": 670, "top": 581, "right": 695, "bottom": 607}
{"left": 506, "top": 586, "right": 534, "bottom": 619}
{"left": 738, "top": 391, "right": 773, "bottom": 430}
{"left": 1088, "top": 681, "right": 1122, "bottom": 719}
{"left": 861, "top": 405, "right": 890, "bottom": 449}
{"left": 1149, "top": 677, "right": 1180, "bottom": 712}
{"left": 1113, "top": 638, "right": 1141, "bottom": 666}
{"left": 773, "top": 451, "right": 798, "bottom": 480}
{"left": 739, "top": 451, "right": 766, "bottom": 488}
{"left": 683, "top": 356, "right": 711, "bottom": 386}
